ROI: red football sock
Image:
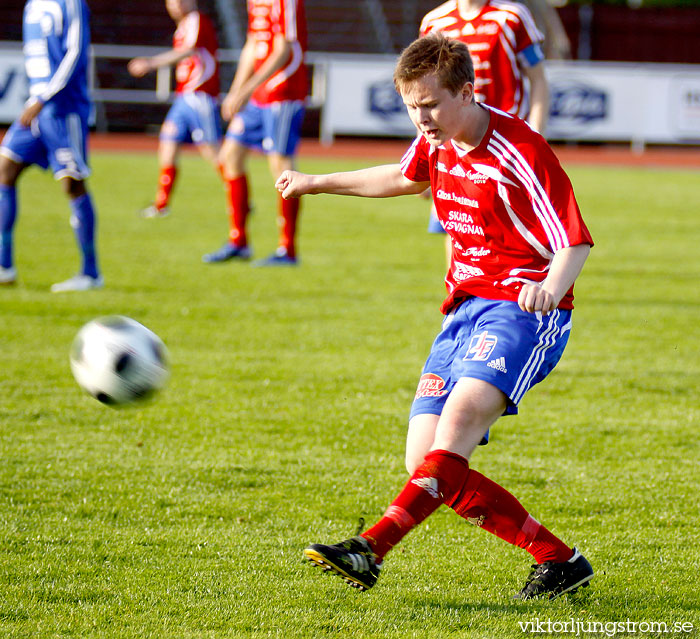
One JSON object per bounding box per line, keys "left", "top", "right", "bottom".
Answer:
{"left": 223, "top": 175, "right": 249, "bottom": 246}
{"left": 155, "top": 165, "right": 177, "bottom": 210}
{"left": 361, "top": 450, "right": 470, "bottom": 560}
{"left": 450, "top": 471, "right": 573, "bottom": 564}
{"left": 278, "top": 194, "right": 299, "bottom": 258}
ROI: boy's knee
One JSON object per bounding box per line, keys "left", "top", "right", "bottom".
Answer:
{"left": 0, "top": 156, "right": 22, "bottom": 186}
{"left": 219, "top": 140, "right": 246, "bottom": 176}
{"left": 405, "top": 454, "right": 420, "bottom": 476}
{"left": 62, "top": 178, "right": 87, "bottom": 198}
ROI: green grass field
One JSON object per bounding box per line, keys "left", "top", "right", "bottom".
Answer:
{"left": 1, "top": 147, "right": 699, "bottom": 638}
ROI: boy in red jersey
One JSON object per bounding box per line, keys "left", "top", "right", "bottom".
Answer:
{"left": 203, "top": 0, "right": 307, "bottom": 266}
{"left": 128, "top": 0, "right": 221, "bottom": 218}
{"left": 276, "top": 34, "right": 594, "bottom": 600}
{"left": 421, "top": 0, "right": 550, "bottom": 259}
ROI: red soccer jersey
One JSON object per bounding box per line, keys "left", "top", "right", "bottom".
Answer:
{"left": 173, "top": 11, "right": 220, "bottom": 96}
{"left": 247, "top": 0, "right": 308, "bottom": 104}
{"left": 400, "top": 106, "right": 593, "bottom": 314}
{"left": 420, "top": 0, "right": 543, "bottom": 118}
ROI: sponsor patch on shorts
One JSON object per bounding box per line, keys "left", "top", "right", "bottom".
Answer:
{"left": 415, "top": 373, "right": 448, "bottom": 399}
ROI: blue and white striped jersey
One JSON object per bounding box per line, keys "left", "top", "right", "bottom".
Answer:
{"left": 22, "top": 0, "right": 91, "bottom": 114}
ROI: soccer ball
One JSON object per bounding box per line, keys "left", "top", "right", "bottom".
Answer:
{"left": 70, "top": 316, "right": 169, "bottom": 405}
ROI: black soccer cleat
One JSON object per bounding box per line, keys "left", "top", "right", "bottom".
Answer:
{"left": 514, "top": 548, "right": 594, "bottom": 600}
{"left": 303, "top": 536, "right": 381, "bottom": 591}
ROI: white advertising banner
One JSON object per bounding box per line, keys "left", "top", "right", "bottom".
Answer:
{"left": 321, "top": 55, "right": 415, "bottom": 143}
{"left": 545, "top": 61, "right": 700, "bottom": 144}
{"left": 0, "top": 48, "right": 27, "bottom": 124}
{"left": 322, "top": 57, "right": 700, "bottom": 145}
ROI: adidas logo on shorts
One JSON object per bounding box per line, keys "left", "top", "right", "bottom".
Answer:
{"left": 487, "top": 357, "right": 507, "bottom": 373}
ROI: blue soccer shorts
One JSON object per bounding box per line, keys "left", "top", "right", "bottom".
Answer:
{"left": 0, "top": 108, "right": 90, "bottom": 180}
{"left": 410, "top": 297, "right": 573, "bottom": 435}
{"left": 225, "top": 99, "right": 305, "bottom": 156}
{"left": 160, "top": 93, "right": 222, "bottom": 145}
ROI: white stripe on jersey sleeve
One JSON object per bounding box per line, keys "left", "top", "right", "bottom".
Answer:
{"left": 491, "top": 0, "right": 543, "bottom": 42}
{"left": 488, "top": 130, "right": 569, "bottom": 251}
{"left": 483, "top": 104, "right": 515, "bottom": 119}
{"left": 281, "top": 0, "right": 298, "bottom": 41}
{"left": 181, "top": 12, "right": 201, "bottom": 50}
{"left": 489, "top": 135, "right": 566, "bottom": 251}
{"left": 40, "top": 0, "right": 82, "bottom": 103}
{"left": 503, "top": 263, "right": 552, "bottom": 284}
{"left": 497, "top": 182, "right": 554, "bottom": 259}
{"left": 31, "top": 0, "right": 63, "bottom": 34}
{"left": 492, "top": 131, "right": 569, "bottom": 249}
{"left": 420, "top": 0, "right": 458, "bottom": 33}
{"left": 266, "top": 40, "right": 302, "bottom": 90}
{"left": 399, "top": 136, "right": 422, "bottom": 174}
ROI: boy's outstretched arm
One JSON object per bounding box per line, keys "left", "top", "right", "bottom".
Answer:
{"left": 276, "top": 165, "right": 429, "bottom": 199}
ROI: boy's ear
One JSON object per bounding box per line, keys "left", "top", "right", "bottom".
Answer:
{"left": 462, "top": 82, "right": 474, "bottom": 104}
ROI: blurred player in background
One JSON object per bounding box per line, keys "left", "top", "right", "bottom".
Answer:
{"left": 521, "top": 0, "right": 571, "bottom": 61}
{"left": 277, "top": 34, "right": 594, "bottom": 599}
{"left": 421, "top": 0, "right": 549, "bottom": 137}
{"left": 420, "top": 0, "right": 550, "bottom": 263}
{"left": 0, "top": 0, "right": 102, "bottom": 292}
{"left": 203, "top": 0, "right": 307, "bottom": 266}
{"left": 128, "top": 0, "right": 221, "bottom": 218}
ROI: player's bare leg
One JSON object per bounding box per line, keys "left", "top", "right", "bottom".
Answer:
{"left": 158, "top": 138, "right": 179, "bottom": 168}
{"left": 218, "top": 136, "right": 247, "bottom": 179}
{"left": 0, "top": 154, "right": 24, "bottom": 186}
{"left": 431, "top": 378, "right": 505, "bottom": 456}
{"left": 404, "top": 378, "right": 504, "bottom": 472}
{"left": 267, "top": 152, "right": 291, "bottom": 179}
{"left": 61, "top": 176, "right": 87, "bottom": 199}
{"left": 405, "top": 413, "right": 439, "bottom": 474}
{"left": 197, "top": 142, "right": 220, "bottom": 170}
